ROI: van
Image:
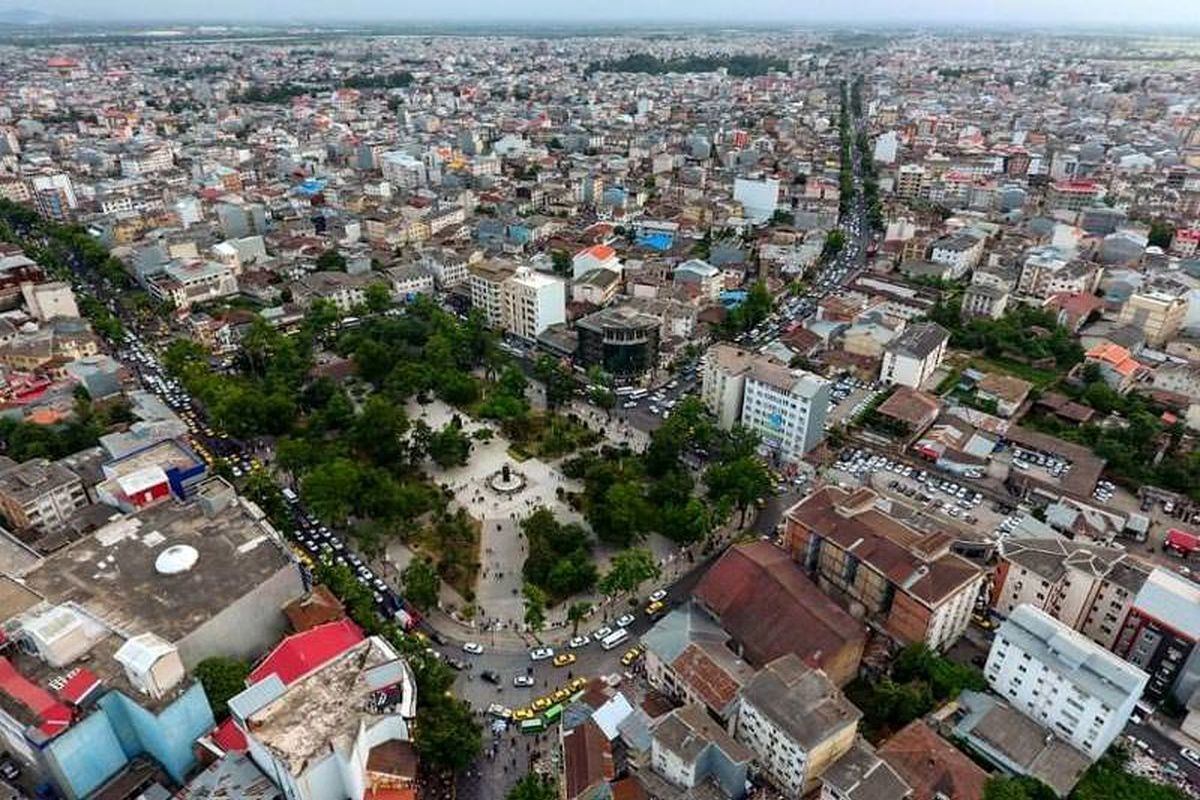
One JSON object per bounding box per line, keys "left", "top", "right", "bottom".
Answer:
{"left": 600, "top": 629, "right": 630, "bottom": 651}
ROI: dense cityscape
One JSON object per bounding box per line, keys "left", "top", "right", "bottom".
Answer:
{"left": 0, "top": 9, "right": 1192, "bottom": 800}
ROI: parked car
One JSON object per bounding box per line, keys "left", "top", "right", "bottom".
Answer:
{"left": 615, "top": 614, "right": 635, "bottom": 628}
{"left": 513, "top": 675, "right": 535, "bottom": 688}
{"left": 463, "top": 642, "right": 484, "bottom": 655}
{"left": 480, "top": 670, "right": 501, "bottom": 685}
{"left": 530, "top": 646, "right": 555, "bottom": 661}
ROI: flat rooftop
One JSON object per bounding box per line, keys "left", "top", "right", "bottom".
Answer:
{"left": 21, "top": 498, "right": 292, "bottom": 644}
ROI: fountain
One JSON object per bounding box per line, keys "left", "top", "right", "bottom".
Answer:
{"left": 487, "top": 462, "right": 527, "bottom": 495}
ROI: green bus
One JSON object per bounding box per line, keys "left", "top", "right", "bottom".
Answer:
{"left": 542, "top": 704, "right": 563, "bottom": 724}
{"left": 520, "top": 717, "right": 546, "bottom": 734}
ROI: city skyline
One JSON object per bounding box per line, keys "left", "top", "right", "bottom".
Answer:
{"left": 12, "top": 0, "right": 1200, "bottom": 28}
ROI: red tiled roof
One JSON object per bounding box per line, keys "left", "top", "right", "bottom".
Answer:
{"left": 562, "top": 720, "right": 614, "bottom": 800}
{"left": 248, "top": 619, "right": 364, "bottom": 687}
{"left": 0, "top": 657, "right": 72, "bottom": 738}
{"left": 877, "top": 720, "right": 987, "bottom": 800}
{"left": 692, "top": 541, "right": 865, "bottom": 676}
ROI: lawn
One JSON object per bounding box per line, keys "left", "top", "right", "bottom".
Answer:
{"left": 968, "top": 356, "right": 1060, "bottom": 389}
{"left": 408, "top": 509, "right": 482, "bottom": 601}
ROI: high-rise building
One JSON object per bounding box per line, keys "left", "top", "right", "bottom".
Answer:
{"left": 501, "top": 266, "right": 565, "bottom": 341}
{"left": 740, "top": 360, "right": 830, "bottom": 464}
{"left": 1118, "top": 287, "right": 1189, "bottom": 348}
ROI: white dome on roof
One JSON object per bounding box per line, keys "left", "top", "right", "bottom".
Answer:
{"left": 154, "top": 545, "right": 198, "bottom": 575}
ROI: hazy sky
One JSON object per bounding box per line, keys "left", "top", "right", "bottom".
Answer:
{"left": 23, "top": 0, "right": 1199, "bottom": 27}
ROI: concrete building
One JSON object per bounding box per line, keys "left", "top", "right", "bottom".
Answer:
{"left": 701, "top": 344, "right": 759, "bottom": 430}
{"left": 740, "top": 359, "right": 830, "bottom": 464}
{"left": 787, "top": 487, "right": 985, "bottom": 652}
{"left": 651, "top": 703, "right": 753, "bottom": 799}
{"left": 467, "top": 259, "right": 515, "bottom": 329}
{"left": 21, "top": 282, "right": 78, "bottom": 321}
{"left": 1113, "top": 567, "right": 1200, "bottom": 703}
{"left": 571, "top": 243, "right": 620, "bottom": 280}
{"left": 880, "top": 322, "right": 950, "bottom": 389}
{"left": 991, "top": 537, "right": 1148, "bottom": 650}
{"left": 896, "top": 164, "right": 926, "bottom": 198}
{"left": 733, "top": 177, "right": 780, "bottom": 224}
{"left": 0, "top": 458, "right": 87, "bottom": 534}
{"left": 575, "top": 305, "right": 660, "bottom": 382}
{"left": 985, "top": 604, "right": 1148, "bottom": 760}
{"left": 230, "top": 635, "right": 417, "bottom": 800}
{"left": 928, "top": 232, "right": 985, "bottom": 278}
{"left": 961, "top": 283, "right": 1009, "bottom": 319}
{"left": 1118, "top": 287, "right": 1189, "bottom": 348}
{"left": 501, "top": 266, "right": 565, "bottom": 341}
{"left": 736, "top": 655, "right": 860, "bottom": 798}
{"left": 673, "top": 259, "right": 722, "bottom": 302}
{"left": 379, "top": 151, "right": 427, "bottom": 188}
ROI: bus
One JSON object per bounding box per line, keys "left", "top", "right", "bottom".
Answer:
{"left": 543, "top": 704, "right": 563, "bottom": 724}
{"left": 519, "top": 718, "right": 546, "bottom": 734}
{"left": 600, "top": 629, "right": 630, "bottom": 651}
{"left": 615, "top": 386, "right": 637, "bottom": 396}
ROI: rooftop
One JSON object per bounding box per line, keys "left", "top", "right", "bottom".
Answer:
{"left": 740, "top": 653, "right": 860, "bottom": 749}
{"left": 651, "top": 702, "right": 752, "bottom": 766}
{"left": 876, "top": 720, "right": 987, "bottom": 800}
{"left": 1132, "top": 567, "right": 1200, "bottom": 640}
{"left": 885, "top": 322, "right": 950, "bottom": 360}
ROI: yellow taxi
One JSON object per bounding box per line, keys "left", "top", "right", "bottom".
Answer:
{"left": 513, "top": 707, "right": 535, "bottom": 721}
{"left": 620, "top": 646, "right": 643, "bottom": 667}
{"left": 553, "top": 653, "right": 577, "bottom": 668}
{"left": 552, "top": 687, "right": 571, "bottom": 704}
{"left": 569, "top": 677, "right": 588, "bottom": 692}
{"left": 532, "top": 696, "right": 552, "bottom": 711}
{"left": 645, "top": 600, "right": 665, "bottom": 617}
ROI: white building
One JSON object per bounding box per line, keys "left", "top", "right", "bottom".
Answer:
{"left": 873, "top": 131, "right": 898, "bottom": 164}
{"left": 379, "top": 151, "right": 427, "bottom": 188}
{"left": 740, "top": 359, "right": 830, "bottom": 464}
{"left": 880, "top": 323, "right": 950, "bottom": 389}
{"left": 502, "top": 267, "right": 565, "bottom": 340}
{"left": 928, "top": 231, "right": 985, "bottom": 278}
{"left": 572, "top": 243, "right": 621, "bottom": 280}
{"left": 985, "top": 604, "right": 1148, "bottom": 761}
{"left": 733, "top": 177, "right": 781, "bottom": 224}
{"left": 21, "top": 281, "right": 79, "bottom": 321}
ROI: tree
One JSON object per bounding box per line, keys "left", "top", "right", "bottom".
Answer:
{"left": 1148, "top": 219, "right": 1175, "bottom": 250}
{"left": 401, "top": 557, "right": 440, "bottom": 611}
{"left": 551, "top": 249, "right": 572, "bottom": 275}
{"left": 534, "top": 355, "right": 576, "bottom": 410}
{"left": 413, "top": 694, "right": 481, "bottom": 771}
{"left": 507, "top": 774, "right": 558, "bottom": 800}
{"left": 567, "top": 601, "right": 592, "bottom": 636}
{"left": 194, "top": 656, "right": 251, "bottom": 719}
{"left": 599, "top": 547, "right": 660, "bottom": 597}
{"left": 426, "top": 422, "right": 472, "bottom": 468}
{"left": 316, "top": 249, "right": 347, "bottom": 271}
{"left": 704, "top": 456, "right": 773, "bottom": 526}
{"left": 822, "top": 229, "right": 847, "bottom": 259}
{"left": 364, "top": 282, "right": 394, "bottom": 313}
{"left": 523, "top": 583, "right": 548, "bottom": 632}
{"left": 983, "top": 776, "right": 1056, "bottom": 800}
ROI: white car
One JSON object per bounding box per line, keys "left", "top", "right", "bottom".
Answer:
{"left": 1181, "top": 747, "right": 1200, "bottom": 768}
{"left": 463, "top": 642, "right": 484, "bottom": 655}
{"left": 569, "top": 636, "right": 589, "bottom": 649}
{"left": 615, "top": 614, "right": 635, "bottom": 628}
{"left": 513, "top": 674, "right": 535, "bottom": 687}
{"left": 530, "top": 646, "right": 555, "bottom": 661}
{"left": 592, "top": 626, "right": 613, "bottom": 642}
{"left": 648, "top": 589, "right": 668, "bottom": 603}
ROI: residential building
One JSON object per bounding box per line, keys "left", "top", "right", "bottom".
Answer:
{"left": 975, "top": 373, "right": 1032, "bottom": 418}
{"left": 561, "top": 719, "right": 614, "bottom": 800}
{"left": 875, "top": 721, "right": 987, "bottom": 800}
{"left": 819, "top": 740, "right": 912, "bottom": 800}
{"left": 651, "top": 703, "right": 753, "bottom": 799}
{"left": 467, "top": 259, "right": 515, "bottom": 329}
{"left": 21, "top": 281, "right": 78, "bottom": 321}
{"left": 928, "top": 231, "right": 985, "bottom": 278}
{"left": 961, "top": 283, "right": 1009, "bottom": 319}
{"left": 146, "top": 260, "right": 238, "bottom": 310}
{"left": 1084, "top": 343, "right": 1145, "bottom": 393}
{"left": 572, "top": 243, "right": 620, "bottom": 280}
{"left": 786, "top": 487, "right": 985, "bottom": 652}
{"left": 0, "top": 457, "right": 87, "bottom": 534}
{"left": 880, "top": 322, "right": 950, "bottom": 390}
{"left": 575, "top": 304, "right": 660, "bottom": 382}
{"left": 501, "top": 266, "right": 566, "bottom": 341}
{"left": 293, "top": 271, "right": 374, "bottom": 313}
{"left": 736, "top": 655, "right": 860, "bottom": 797}
{"left": 1046, "top": 180, "right": 1104, "bottom": 213}
{"left": 991, "top": 537, "right": 1148, "bottom": 650}
{"left": 739, "top": 359, "right": 830, "bottom": 463}
{"left": 896, "top": 164, "right": 926, "bottom": 198}
{"left": 701, "top": 344, "right": 759, "bottom": 430}
{"left": 673, "top": 259, "right": 722, "bottom": 302}
{"left": 1118, "top": 287, "right": 1189, "bottom": 348}
{"left": 379, "top": 151, "right": 427, "bottom": 188}
{"left": 1113, "top": 567, "right": 1200, "bottom": 703}
{"left": 571, "top": 268, "right": 621, "bottom": 306}
{"left": 692, "top": 541, "right": 866, "bottom": 687}
{"left": 733, "top": 177, "right": 780, "bottom": 223}
{"left": 385, "top": 264, "right": 435, "bottom": 299}
{"left": 985, "top": 604, "right": 1148, "bottom": 760}
{"left": 229, "top": 635, "right": 417, "bottom": 800}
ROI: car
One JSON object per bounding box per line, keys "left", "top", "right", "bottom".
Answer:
{"left": 513, "top": 674, "right": 535, "bottom": 688}
{"left": 530, "top": 646, "right": 555, "bottom": 661}
{"left": 1181, "top": 747, "right": 1200, "bottom": 768}
{"left": 553, "top": 653, "right": 577, "bottom": 667}
{"left": 463, "top": 642, "right": 484, "bottom": 655}
{"left": 569, "top": 636, "right": 589, "bottom": 649}
{"left": 569, "top": 676, "right": 588, "bottom": 692}
{"left": 645, "top": 600, "right": 665, "bottom": 616}
{"left": 481, "top": 670, "right": 501, "bottom": 685}
{"left": 0, "top": 761, "right": 17, "bottom": 781}
{"left": 620, "top": 646, "right": 644, "bottom": 666}
{"left": 445, "top": 657, "right": 469, "bottom": 671}
{"left": 592, "top": 626, "right": 613, "bottom": 642}
{"left": 615, "top": 614, "right": 635, "bottom": 628}
{"left": 648, "top": 589, "right": 668, "bottom": 603}
{"left": 552, "top": 687, "right": 571, "bottom": 703}
{"left": 487, "top": 703, "right": 513, "bottom": 719}
{"left": 532, "top": 696, "right": 552, "bottom": 711}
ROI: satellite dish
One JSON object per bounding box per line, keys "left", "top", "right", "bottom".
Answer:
{"left": 154, "top": 545, "right": 198, "bottom": 575}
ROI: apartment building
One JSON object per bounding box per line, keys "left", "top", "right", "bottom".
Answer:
{"left": 1113, "top": 567, "right": 1200, "bottom": 703}
{"left": 1046, "top": 180, "right": 1104, "bottom": 213}
{"left": 787, "top": 487, "right": 984, "bottom": 652}
{"left": 379, "top": 151, "right": 428, "bottom": 188}
{"left": 928, "top": 231, "right": 985, "bottom": 278}
{"left": 0, "top": 457, "right": 87, "bottom": 534}
{"left": 896, "top": 164, "right": 927, "bottom": 198}
{"left": 501, "top": 266, "right": 565, "bottom": 341}
{"left": 740, "top": 359, "right": 831, "bottom": 464}
{"left": 1118, "top": 287, "right": 1189, "bottom": 348}
{"left": 985, "top": 604, "right": 1148, "bottom": 760}
{"left": 701, "top": 344, "right": 759, "bottom": 430}
{"left": 467, "top": 259, "right": 516, "bottom": 329}
{"left": 991, "top": 537, "right": 1149, "bottom": 650}
{"left": 736, "top": 654, "right": 860, "bottom": 798}
{"left": 650, "top": 703, "right": 753, "bottom": 799}
{"left": 879, "top": 322, "right": 950, "bottom": 389}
